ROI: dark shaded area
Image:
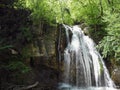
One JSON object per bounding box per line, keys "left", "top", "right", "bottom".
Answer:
{"left": 89, "top": 24, "right": 107, "bottom": 44}
{"left": 0, "top": 6, "right": 32, "bottom": 49}
{"left": 0, "top": 0, "right": 33, "bottom": 89}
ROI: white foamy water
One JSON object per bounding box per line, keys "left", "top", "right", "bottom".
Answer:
{"left": 62, "top": 25, "right": 115, "bottom": 88}
{"left": 59, "top": 83, "right": 117, "bottom": 90}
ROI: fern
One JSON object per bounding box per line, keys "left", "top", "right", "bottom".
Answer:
{"left": 98, "top": 10, "right": 120, "bottom": 62}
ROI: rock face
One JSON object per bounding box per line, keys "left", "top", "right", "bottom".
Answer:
{"left": 21, "top": 24, "right": 62, "bottom": 89}
{"left": 112, "top": 67, "right": 120, "bottom": 88}
{"left": 31, "top": 24, "right": 57, "bottom": 57}
{"left": 24, "top": 57, "right": 59, "bottom": 90}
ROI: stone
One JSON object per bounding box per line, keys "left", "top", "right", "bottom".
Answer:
{"left": 111, "top": 67, "right": 120, "bottom": 87}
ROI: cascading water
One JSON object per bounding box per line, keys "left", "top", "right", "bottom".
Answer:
{"left": 59, "top": 24, "right": 116, "bottom": 90}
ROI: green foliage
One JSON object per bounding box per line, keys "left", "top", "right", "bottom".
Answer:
{"left": 7, "top": 61, "right": 31, "bottom": 73}
{"left": 79, "top": 0, "right": 101, "bottom": 25}
{"left": 21, "top": 44, "right": 33, "bottom": 58}
{"left": 25, "top": 0, "right": 57, "bottom": 24}
{"left": 0, "top": 45, "right": 13, "bottom": 50}
{"left": 0, "top": 0, "right": 17, "bottom": 6}
{"left": 0, "top": 49, "right": 31, "bottom": 74}
{"left": 25, "top": 0, "right": 71, "bottom": 24}
{"left": 24, "top": 0, "right": 103, "bottom": 25}
{"left": 98, "top": 10, "right": 120, "bottom": 62}
{"left": 25, "top": 0, "right": 115, "bottom": 26}
{"left": 1, "top": 0, "right": 120, "bottom": 69}
{"left": 23, "top": 0, "right": 120, "bottom": 64}
{"left": 14, "top": 0, "right": 26, "bottom": 9}
{"left": 0, "top": 0, "right": 32, "bottom": 74}
{"left": 19, "top": 27, "right": 33, "bottom": 42}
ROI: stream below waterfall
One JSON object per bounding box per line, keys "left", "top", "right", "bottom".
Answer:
{"left": 59, "top": 83, "right": 118, "bottom": 90}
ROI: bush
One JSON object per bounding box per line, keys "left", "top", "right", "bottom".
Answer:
{"left": 98, "top": 10, "right": 120, "bottom": 64}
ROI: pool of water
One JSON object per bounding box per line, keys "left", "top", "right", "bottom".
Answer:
{"left": 58, "top": 83, "right": 118, "bottom": 90}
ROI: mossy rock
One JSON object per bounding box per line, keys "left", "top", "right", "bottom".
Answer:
{"left": 111, "top": 67, "right": 120, "bottom": 87}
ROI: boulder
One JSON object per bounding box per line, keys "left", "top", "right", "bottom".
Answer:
{"left": 111, "top": 67, "right": 120, "bottom": 88}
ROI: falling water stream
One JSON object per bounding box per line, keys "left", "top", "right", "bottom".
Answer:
{"left": 59, "top": 25, "right": 116, "bottom": 90}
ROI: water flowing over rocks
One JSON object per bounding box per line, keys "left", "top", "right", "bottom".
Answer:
{"left": 61, "top": 24, "right": 115, "bottom": 89}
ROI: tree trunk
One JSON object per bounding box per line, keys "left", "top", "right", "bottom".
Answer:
{"left": 19, "top": 81, "right": 39, "bottom": 90}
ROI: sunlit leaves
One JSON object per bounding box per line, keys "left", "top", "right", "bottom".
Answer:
{"left": 13, "top": 0, "right": 120, "bottom": 63}
{"left": 23, "top": 0, "right": 104, "bottom": 25}
{"left": 98, "top": 10, "right": 120, "bottom": 62}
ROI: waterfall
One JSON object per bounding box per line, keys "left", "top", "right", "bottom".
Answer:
{"left": 62, "top": 25, "right": 115, "bottom": 88}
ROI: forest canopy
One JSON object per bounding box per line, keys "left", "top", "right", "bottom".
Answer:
{"left": 22, "top": 0, "right": 120, "bottom": 62}
{"left": 0, "top": 0, "right": 120, "bottom": 68}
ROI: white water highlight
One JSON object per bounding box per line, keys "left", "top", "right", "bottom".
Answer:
{"left": 62, "top": 25, "right": 115, "bottom": 89}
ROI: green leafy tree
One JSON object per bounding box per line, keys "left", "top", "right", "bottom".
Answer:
{"left": 98, "top": 10, "right": 120, "bottom": 64}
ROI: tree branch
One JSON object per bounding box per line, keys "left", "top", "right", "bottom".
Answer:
{"left": 19, "top": 81, "right": 39, "bottom": 90}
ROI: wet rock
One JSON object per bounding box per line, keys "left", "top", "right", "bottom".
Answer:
{"left": 83, "top": 27, "right": 90, "bottom": 35}
{"left": 78, "top": 23, "right": 90, "bottom": 36}
{"left": 79, "top": 23, "right": 87, "bottom": 30}
{"left": 111, "top": 67, "right": 120, "bottom": 88}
